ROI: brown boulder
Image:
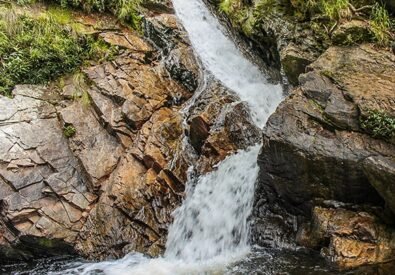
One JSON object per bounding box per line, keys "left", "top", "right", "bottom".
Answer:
{"left": 299, "top": 207, "right": 395, "bottom": 268}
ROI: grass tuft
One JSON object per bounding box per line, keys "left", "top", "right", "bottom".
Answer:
{"left": 370, "top": 3, "right": 391, "bottom": 46}
{"left": 361, "top": 110, "right": 395, "bottom": 140}
{"left": 0, "top": 5, "right": 120, "bottom": 96}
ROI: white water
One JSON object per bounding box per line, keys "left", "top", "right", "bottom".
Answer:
{"left": 172, "top": 0, "right": 282, "bottom": 128}
{"left": 59, "top": 0, "right": 283, "bottom": 274}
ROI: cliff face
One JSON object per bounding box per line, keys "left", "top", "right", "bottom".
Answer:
{"left": 0, "top": 1, "right": 261, "bottom": 263}
{"left": 209, "top": 0, "right": 395, "bottom": 269}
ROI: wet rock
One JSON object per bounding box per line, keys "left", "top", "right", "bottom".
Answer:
{"left": 60, "top": 103, "right": 123, "bottom": 190}
{"left": 299, "top": 71, "right": 335, "bottom": 105}
{"left": 281, "top": 44, "right": 315, "bottom": 86}
{"left": 0, "top": 8, "right": 200, "bottom": 261}
{"left": 190, "top": 116, "right": 210, "bottom": 153}
{"left": 308, "top": 44, "right": 395, "bottom": 117}
{"left": 207, "top": 1, "right": 328, "bottom": 85}
{"left": 299, "top": 207, "right": 395, "bottom": 268}
{"left": 143, "top": 13, "right": 200, "bottom": 92}
{"left": 363, "top": 156, "right": 395, "bottom": 215}
{"left": 323, "top": 88, "right": 360, "bottom": 131}
{"left": 186, "top": 81, "right": 262, "bottom": 173}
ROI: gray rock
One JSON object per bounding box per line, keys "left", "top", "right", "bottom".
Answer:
{"left": 363, "top": 156, "right": 395, "bottom": 214}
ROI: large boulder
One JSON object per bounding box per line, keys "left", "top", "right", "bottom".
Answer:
{"left": 252, "top": 44, "right": 395, "bottom": 268}
{"left": 299, "top": 207, "right": 395, "bottom": 268}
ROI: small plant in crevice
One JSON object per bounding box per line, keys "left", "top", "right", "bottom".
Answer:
{"left": 360, "top": 110, "right": 395, "bottom": 140}
{"left": 72, "top": 72, "right": 91, "bottom": 107}
{"left": 83, "top": 36, "right": 120, "bottom": 63}
{"left": 63, "top": 124, "right": 76, "bottom": 138}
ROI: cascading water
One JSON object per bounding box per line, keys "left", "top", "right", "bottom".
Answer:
{"left": 57, "top": 0, "right": 283, "bottom": 274}
{"left": 165, "top": 145, "right": 262, "bottom": 262}
{"left": 171, "top": 0, "right": 282, "bottom": 128}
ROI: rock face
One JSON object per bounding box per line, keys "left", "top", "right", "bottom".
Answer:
{"left": 299, "top": 207, "right": 395, "bottom": 268}
{"left": 0, "top": 86, "right": 97, "bottom": 261}
{"left": 252, "top": 43, "right": 395, "bottom": 268}
{"left": 0, "top": 3, "right": 261, "bottom": 263}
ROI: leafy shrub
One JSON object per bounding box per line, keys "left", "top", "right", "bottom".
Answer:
{"left": 361, "top": 110, "right": 395, "bottom": 140}
{"left": 84, "top": 36, "right": 119, "bottom": 63}
{"left": 288, "top": 0, "right": 351, "bottom": 21}
{"left": 320, "top": 0, "right": 350, "bottom": 21}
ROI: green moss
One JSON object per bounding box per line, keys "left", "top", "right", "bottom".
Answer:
{"left": 63, "top": 124, "right": 76, "bottom": 138}
{"left": 219, "top": 0, "right": 232, "bottom": 14}
{"left": 361, "top": 110, "right": 395, "bottom": 140}
{"left": 16, "top": 0, "right": 36, "bottom": 5}
{"left": 37, "top": 238, "right": 57, "bottom": 248}
{"left": 218, "top": 0, "right": 277, "bottom": 37}
{"left": 321, "top": 0, "right": 350, "bottom": 21}
{"left": 71, "top": 72, "right": 91, "bottom": 107}
{"left": 309, "top": 98, "right": 324, "bottom": 112}
{"left": 47, "top": 5, "right": 73, "bottom": 25}
{"left": 320, "top": 70, "right": 336, "bottom": 80}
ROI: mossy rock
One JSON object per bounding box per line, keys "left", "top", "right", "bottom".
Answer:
{"left": 332, "top": 20, "right": 373, "bottom": 45}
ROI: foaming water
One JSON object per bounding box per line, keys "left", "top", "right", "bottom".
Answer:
{"left": 172, "top": 0, "right": 282, "bottom": 128}
{"left": 165, "top": 145, "right": 261, "bottom": 262}
{"left": 58, "top": 0, "right": 283, "bottom": 274}
{"left": 58, "top": 147, "right": 261, "bottom": 275}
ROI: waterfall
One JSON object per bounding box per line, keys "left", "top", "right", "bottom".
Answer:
{"left": 58, "top": 0, "right": 283, "bottom": 274}
{"left": 172, "top": 0, "right": 281, "bottom": 128}
{"left": 165, "top": 145, "right": 261, "bottom": 262}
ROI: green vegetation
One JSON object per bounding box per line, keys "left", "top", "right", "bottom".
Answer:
{"left": 370, "top": 3, "right": 391, "bottom": 46}
{"left": 0, "top": 5, "right": 119, "bottom": 96}
{"left": 72, "top": 71, "right": 91, "bottom": 107}
{"left": 320, "top": 0, "right": 351, "bottom": 21}
{"left": 85, "top": 36, "right": 119, "bottom": 63}
{"left": 14, "top": 0, "right": 144, "bottom": 29}
{"left": 53, "top": 0, "right": 143, "bottom": 30}
{"left": 0, "top": 8, "right": 83, "bottom": 96}
{"left": 361, "top": 110, "right": 395, "bottom": 140}
{"left": 218, "top": 0, "right": 393, "bottom": 47}
{"left": 63, "top": 124, "right": 76, "bottom": 138}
